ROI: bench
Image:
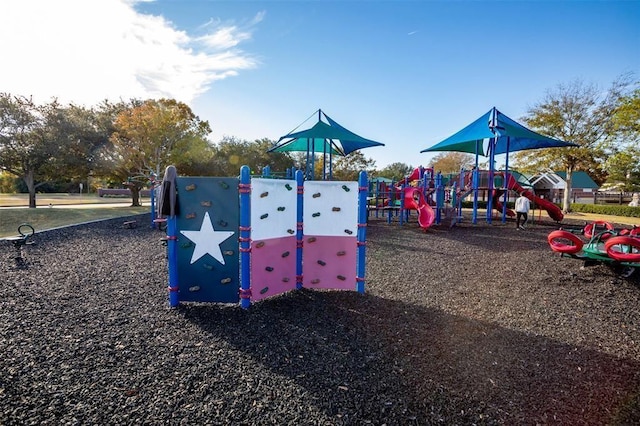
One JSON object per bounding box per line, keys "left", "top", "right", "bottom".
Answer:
{"left": 123, "top": 220, "right": 137, "bottom": 229}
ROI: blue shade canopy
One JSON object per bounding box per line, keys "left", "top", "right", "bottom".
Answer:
{"left": 269, "top": 109, "right": 385, "bottom": 155}
{"left": 420, "top": 107, "right": 577, "bottom": 156}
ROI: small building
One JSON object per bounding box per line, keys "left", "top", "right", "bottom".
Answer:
{"left": 530, "top": 170, "right": 599, "bottom": 204}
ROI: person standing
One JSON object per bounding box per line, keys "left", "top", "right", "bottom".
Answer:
{"left": 515, "top": 191, "right": 531, "bottom": 230}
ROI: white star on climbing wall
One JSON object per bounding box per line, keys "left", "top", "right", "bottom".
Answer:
{"left": 180, "top": 212, "right": 235, "bottom": 265}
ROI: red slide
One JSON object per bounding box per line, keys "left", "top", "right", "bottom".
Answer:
{"left": 492, "top": 189, "right": 516, "bottom": 217}
{"left": 505, "top": 174, "right": 564, "bottom": 222}
{"left": 403, "top": 187, "right": 435, "bottom": 230}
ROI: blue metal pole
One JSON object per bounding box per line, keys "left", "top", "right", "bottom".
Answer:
{"left": 239, "top": 165, "right": 252, "bottom": 309}
{"left": 472, "top": 139, "right": 481, "bottom": 225}
{"left": 472, "top": 166, "right": 479, "bottom": 225}
{"left": 435, "top": 172, "right": 443, "bottom": 225}
{"left": 357, "top": 171, "right": 368, "bottom": 293}
{"left": 501, "top": 137, "right": 511, "bottom": 223}
{"left": 167, "top": 215, "right": 179, "bottom": 308}
{"left": 399, "top": 182, "right": 405, "bottom": 226}
{"left": 296, "top": 170, "right": 304, "bottom": 289}
{"left": 456, "top": 168, "right": 464, "bottom": 220}
{"left": 487, "top": 137, "right": 496, "bottom": 224}
{"left": 150, "top": 182, "right": 156, "bottom": 229}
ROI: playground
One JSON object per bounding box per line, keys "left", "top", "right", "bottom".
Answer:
{"left": 2, "top": 212, "right": 639, "bottom": 425}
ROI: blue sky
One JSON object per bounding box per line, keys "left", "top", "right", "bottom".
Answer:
{"left": 1, "top": 0, "right": 638, "bottom": 169}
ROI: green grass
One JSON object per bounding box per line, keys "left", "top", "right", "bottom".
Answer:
{"left": 0, "top": 206, "right": 148, "bottom": 238}
{"left": 0, "top": 193, "right": 146, "bottom": 207}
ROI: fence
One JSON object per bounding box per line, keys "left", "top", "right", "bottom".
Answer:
{"left": 593, "top": 191, "right": 634, "bottom": 205}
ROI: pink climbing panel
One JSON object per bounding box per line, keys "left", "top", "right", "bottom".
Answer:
{"left": 250, "top": 236, "right": 297, "bottom": 301}
{"left": 303, "top": 235, "right": 357, "bottom": 291}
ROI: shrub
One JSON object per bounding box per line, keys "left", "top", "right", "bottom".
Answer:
{"left": 570, "top": 203, "right": 640, "bottom": 218}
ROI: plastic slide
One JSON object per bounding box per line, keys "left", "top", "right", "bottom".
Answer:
{"left": 398, "top": 167, "right": 422, "bottom": 186}
{"left": 492, "top": 190, "right": 516, "bottom": 217}
{"left": 403, "top": 187, "right": 435, "bottom": 229}
{"left": 504, "top": 174, "right": 564, "bottom": 222}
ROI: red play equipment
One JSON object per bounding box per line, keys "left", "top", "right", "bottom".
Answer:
{"left": 548, "top": 220, "right": 640, "bottom": 276}
{"left": 402, "top": 187, "right": 435, "bottom": 229}
{"left": 503, "top": 173, "right": 564, "bottom": 222}
{"left": 369, "top": 167, "right": 437, "bottom": 231}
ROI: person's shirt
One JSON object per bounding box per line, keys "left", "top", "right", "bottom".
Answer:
{"left": 515, "top": 196, "right": 530, "bottom": 213}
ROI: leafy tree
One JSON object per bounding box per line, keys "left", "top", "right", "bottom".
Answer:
{"left": 428, "top": 152, "right": 474, "bottom": 175}
{"left": 603, "top": 147, "right": 640, "bottom": 192}
{"left": 0, "top": 94, "right": 73, "bottom": 207}
{"left": 512, "top": 75, "right": 637, "bottom": 212}
{"left": 105, "top": 99, "right": 212, "bottom": 206}
{"left": 612, "top": 88, "right": 640, "bottom": 139}
{"left": 58, "top": 103, "right": 113, "bottom": 190}
{"left": 332, "top": 151, "right": 376, "bottom": 181}
{"left": 602, "top": 89, "right": 640, "bottom": 191}
{"left": 210, "top": 137, "right": 293, "bottom": 177}
{"left": 377, "top": 162, "right": 414, "bottom": 181}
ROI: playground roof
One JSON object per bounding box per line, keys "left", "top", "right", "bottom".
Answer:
{"left": 554, "top": 171, "right": 599, "bottom": 189}
{"left": 269, "top": 109, "right": 385, "bottom": 156}
{"left": 420, "top": 107, "right": 578, "bottom": 156}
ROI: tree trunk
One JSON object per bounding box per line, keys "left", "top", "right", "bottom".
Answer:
{"left": 130, "top": 186, "right": 142, "bottom": 207}
{"left": 563, "top": 166, "right": 573, "bottom": 213}
{"left": 122, "top": 181, "right": 142, "bottom": 207}
{"left": 24, "top": 170, "right": 37, "bottom": 208}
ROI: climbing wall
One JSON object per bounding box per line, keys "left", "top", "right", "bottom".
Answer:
{"left": 250, "top": 178, "right": 298, "bottom": 301}
{"left": 175, "top": 177, "right": 240, "bottom": 303}
{"left": 303, "top": 181, "right": 359, "bottom": 290}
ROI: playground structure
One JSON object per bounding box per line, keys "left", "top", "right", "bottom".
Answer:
{"left": 368, "top": 167, "right": 438, "bottom": 230}
{"left": 368, "top": 166, "right": 565, "bottom": 231}
{"left": 547, "top": 220, "right": 640, "bottom": 277}
{"left": 158, "top": 165, "right": 368, "bottom": 308}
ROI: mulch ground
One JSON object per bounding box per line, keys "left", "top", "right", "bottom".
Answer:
{"left": 1, "top": 212, "right": 639, "bottom": 425}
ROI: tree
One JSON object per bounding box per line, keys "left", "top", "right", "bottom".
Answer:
{"left": 210, "top": 137, "right": 293, "bottom": 177}
{"left": 332, "top": 151, "right": 376, "bottom": 181}
{"left": 603, "top": 147, "right": 640, "bottom": 192}
{"left": 105, "top": 99, "right": 212, "bottom": 206}
{"left": 58, "top": 103, "right": 114, "bottom": 191}
{"left": 612, "top": 88, "right": 640, "bottom": 139}
{"left": 602, "top": 88, "right": 640, "bottom": 191}
{"left": 0, "top": 94, "right": 70, "bottom": 207}
{"left": 377, "top": 162, "right": 414, "bottom": 181}
{"left": 512, "top": 75, "right": 637, "bottom": 212}
{"left": 428, "top": 152, "right": 474, "bottom": 175}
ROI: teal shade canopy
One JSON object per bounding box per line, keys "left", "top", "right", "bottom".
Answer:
{"left": 420, "top": 107, "right": 577, "bottom": 156}
{"left": 269, "top": 109, "right": 385, "bottom": 156}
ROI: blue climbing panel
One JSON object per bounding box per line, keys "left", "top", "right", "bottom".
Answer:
{"left": 175, "top": 176, "right": 240, "bottom": 303}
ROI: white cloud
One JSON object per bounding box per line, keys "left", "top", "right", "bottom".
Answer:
{"left": 0, "top": 0, "right": 259, "bottom": 106}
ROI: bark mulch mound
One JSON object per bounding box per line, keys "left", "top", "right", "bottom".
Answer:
{"left": 1, "top": 213, "right": 639, "bottom": 425}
